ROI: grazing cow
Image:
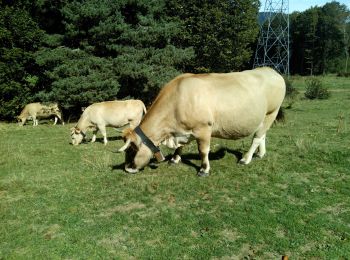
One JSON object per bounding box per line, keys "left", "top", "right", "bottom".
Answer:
{"left": 118, "top": 67, "right": 286, "bottom": 176}
{"left": 70, "top": 100, "right": 146, "bottom": 145}
{"left": 17, "top": 102, "right": 64, "bottom": 126}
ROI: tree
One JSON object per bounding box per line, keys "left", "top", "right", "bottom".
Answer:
{"left": 290, "top": 1, "right": 350, "bottom": 75}
{"left": 0, "top": 5, "right": 44, "bottom": 120}
{"left": 318, "top": 2, "right": 349, "bottom": 74}
{"left": 35, "top": 0, "right": 194, "bottom": 115}
{"left": 165, "top": 0, "right": 260, "bottom": 73}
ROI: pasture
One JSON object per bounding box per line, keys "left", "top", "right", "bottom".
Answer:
{"left": 0, "top": 75, "right": 349, "bottom": 259}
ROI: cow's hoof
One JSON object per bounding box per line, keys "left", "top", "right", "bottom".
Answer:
{"left": 197, "top": 171, "right": 209, "bottom": 177}
{"left": 239, "top": 159, "right": 249, "bottom": 165}
{"left": 168, "top": 159, "right": 180, "bottom": 165}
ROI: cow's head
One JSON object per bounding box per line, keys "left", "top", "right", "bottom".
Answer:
{"left": 118, "top": 128, "right": 154, "bottom": 173}
{"left": 16, "top": 116, "right": 25, "bottom": 126}
{"left": 70, "top": 127, "right": 85, "bottom": 145}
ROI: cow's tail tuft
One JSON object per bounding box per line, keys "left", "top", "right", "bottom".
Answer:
{"left": 275, "top": 107, "right": 285, "bottom": 123}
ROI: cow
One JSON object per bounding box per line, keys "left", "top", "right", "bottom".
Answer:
{"left": 118, "top": 67, "right": 286, "bottom": 177}
{"left": 70, "top": 100, "right": 147, "bottom": 146}
{"left": 17, "top": 102, "right": 64, "bottom": 126}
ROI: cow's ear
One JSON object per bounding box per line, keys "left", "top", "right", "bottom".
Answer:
{"left": 71, "top": 127, "right": 80, "bottom": 134}
{"left": 122, "top": 128, "right": 139, "bottom": 144}
{"left": 118, "top": 138, "right": 131, "bottom": 152}
{"left": 122, "top": 128, "right": 134, "bottom": 140}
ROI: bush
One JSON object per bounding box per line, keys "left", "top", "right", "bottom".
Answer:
{"left": 304, "top": 78, "right": 330, "bottom": 100}
{"left": 337, "top": 71, "right": 350, "bottom": 77}
{"left": 283, "top": 77, "right": 299, "bottom": 108}
{"left": 284, "top": 77, "right": 298, "bottom": 98}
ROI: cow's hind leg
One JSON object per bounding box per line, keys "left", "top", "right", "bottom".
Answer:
{"left": 53, "top": 116, "right": 58, "bottom": 125}
{"left": 240, "top": 108, "right": 280, "bottom": 165}
{"left": 56, "top": 114, "right": 64, "bottom": 125}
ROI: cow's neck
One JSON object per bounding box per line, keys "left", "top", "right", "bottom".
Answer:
{"left": 76, "top": 116, "right": 90, "bottom": 134}
{"left": 140, "top": 113, "right": 172, "bottom": 146}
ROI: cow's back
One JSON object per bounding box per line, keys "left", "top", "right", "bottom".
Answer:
{"left": 83, "top": 100, "right": 145, "bottom": 127}
{"left": 19, "top": 103, "right": 42, "bottom": 117}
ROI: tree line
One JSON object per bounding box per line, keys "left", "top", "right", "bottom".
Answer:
{"left": 0, "top": 0, "right": 349, "bottom": 121}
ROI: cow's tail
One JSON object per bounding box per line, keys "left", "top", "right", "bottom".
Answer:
{"left": 275, "top": 107, "right": 285, "bottom": 123}
{"left": 142, "top": 103, "right": 147, "bottom": 116}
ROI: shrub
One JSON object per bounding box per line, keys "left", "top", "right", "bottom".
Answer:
{"left": 304, "top": 77, "right": 330, "bottom": 100}
{"left": 337, "top": 71, "right": 350, "bottom": 77}
{"left": 284, "top": 77, "right": 299, "bottom": 108}
{"left": 284, "top": 77, "right": 298, "bottom": 98}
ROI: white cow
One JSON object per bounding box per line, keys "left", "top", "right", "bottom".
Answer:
{"left": 17, "top": 102, "right": 64, "bottom": 126}
{"left": 70, "top": 100, "right": 147, "bottom": 145}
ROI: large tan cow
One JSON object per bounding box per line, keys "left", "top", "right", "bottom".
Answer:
{"left": 118, "top": 67, "right": 286, "bottom": 176}
{"left": 71, "top": 100, "right": 146, "bottom": 145}
{"left": 17, "top": 102, "right": 64, "bottom": 126}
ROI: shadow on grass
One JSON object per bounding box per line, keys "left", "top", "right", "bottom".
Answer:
{"left": 179, "top": 147, "right": 243, "bottom": 171}
{"left": 112, "top": 147, "right": 243, "bottom": 173}
{"left": 94, "top": 136, "right": 123, "bottom": 143}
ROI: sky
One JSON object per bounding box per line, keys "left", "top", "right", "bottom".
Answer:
{"left": 260, "top": 0, "right": 350, "bottom": 13}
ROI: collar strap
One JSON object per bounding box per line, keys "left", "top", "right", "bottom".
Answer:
{"left": 134, "top": 126, "right": 165, "bottom": 162}
{"left": 72, "top": 128, "right": 86, "bottom": 138}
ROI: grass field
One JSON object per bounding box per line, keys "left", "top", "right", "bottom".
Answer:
{"left": 1, "top": 76, "right": 349, "bottom": 259}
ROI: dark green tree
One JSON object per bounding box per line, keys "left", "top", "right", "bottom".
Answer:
{"left": 35, "top": 0, "right": 194, "bottom": 114}
{"left": 318, "top": 2, "right": 349, "bottom": 73}
{"left": 290, "top": 1, "right": 349, "bottom": 75}
{"left": 0, "top": 5, "right": 44, "bottom": 120}
{"left": 166, "top": 0, "right": 260, "bottom": 73}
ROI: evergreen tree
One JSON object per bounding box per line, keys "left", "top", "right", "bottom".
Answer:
{"left": 166, "top": 0, "right": 260, "bottom": 73}
{"left": 35, "top": 0, "right": 194, "bottom": 114}
{"left": 290, "top": 2, "right": 349, "bottom": 75}
{"left": 0, "top": 5, "right": 44, "bottom": 120}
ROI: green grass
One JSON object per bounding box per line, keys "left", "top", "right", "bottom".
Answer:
{"left": 1, "top": 77, "right": 350, "bottom": 259}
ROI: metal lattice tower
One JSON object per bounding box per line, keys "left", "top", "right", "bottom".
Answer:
{"left": 253, "top": 0, "right": 290, "bottom": 75}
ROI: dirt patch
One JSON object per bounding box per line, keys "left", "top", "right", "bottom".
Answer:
{"left": 220, "top": 229, "right": 241, "bottom": 242}
{"left": 99, "top": 202, "right": 145, "bottom": 217}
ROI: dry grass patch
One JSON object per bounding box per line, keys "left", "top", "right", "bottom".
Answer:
{"left": 99, "top": 202, "right": 146, "bottom": 217}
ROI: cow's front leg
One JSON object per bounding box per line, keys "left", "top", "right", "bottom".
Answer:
{"left": 169, "top": 147, "right": 183, "bottom": 164}
{"left": 197, "top": 138, "right": 210, "bottom": 177}
{"left": 195, "top": 129, "right": 211, "bottom": 177}
{"left": 32, "top": 116, "right": 37, "bottom": 126}
{"left": 91, "top": 129, "right": 98, "bottom": 143}
{"left": 98, "top": 125, "right": 108, "bottom": 145}
{"left": 53, "top": 116, "right": 58, "bottom": 125}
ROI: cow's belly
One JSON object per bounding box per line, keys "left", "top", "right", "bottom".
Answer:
{"left": 100, "top": 118, "right": 129, "bottom": 127}
{"left": 211, "top": 110, "right": 265, "bottom": 140}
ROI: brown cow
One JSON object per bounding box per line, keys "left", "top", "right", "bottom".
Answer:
{"left": 71, "top": 100, "right": 146, "bottom": 145}
{"left": 17, "top": 102, "right": 64, "bottom": 126}
{"left": 118, "top": 67, "right": 286, "bottom": 176}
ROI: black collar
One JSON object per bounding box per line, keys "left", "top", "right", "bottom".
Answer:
{"left": 134, "top": 126, "right": 165, "bottom": 162}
